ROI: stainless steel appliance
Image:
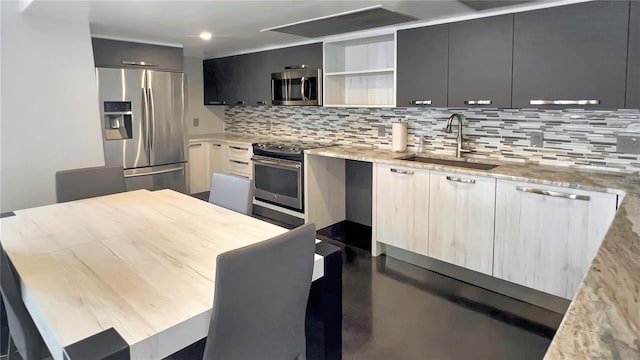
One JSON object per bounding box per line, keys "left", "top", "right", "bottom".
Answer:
{"left": 97, "top": 67, "right": 186, "bottom": 192}
{"left": 252, "top": 141, "right": 331, "bottom": 212}
{"left": 271, "top": 66, "right": 322, "bottom": 106}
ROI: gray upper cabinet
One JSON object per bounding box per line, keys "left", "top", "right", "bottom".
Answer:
{"left": 396, "top": 25, "right": 449, "bottom": 107}
{"left": 246, "top": 52, "right": 269, "bottom": 105}
{"left": 448, "top": 14, "right": 513, "bottom": 108}
{"left": 203, "top": 57, "right": 232, "bottom": 105}
{"left": 511, "top": 1, "right": 629, "bottom": 109}
{"left": 263, "top": 43, "right": 323, "bottom": 73}
{"left": 627, "top": 0, "right": 640, "bottom": 109}
{"left": 203, "top": 43, "right": 322, "bottom": 106}
{"left": 92, "top": 38, "right": 183, "bottom": 72}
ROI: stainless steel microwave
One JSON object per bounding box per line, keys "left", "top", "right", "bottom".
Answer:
{"left": 271, "top": 67, "right": 322, "bottom": 106}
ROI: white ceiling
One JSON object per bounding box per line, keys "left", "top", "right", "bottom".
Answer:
{"left": 20, "top": 0, "right": 587, "bottom": 58}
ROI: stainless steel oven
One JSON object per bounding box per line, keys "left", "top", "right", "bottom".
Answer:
{"left": 252, "top": 155, "right": 303, "bottom": 210}
{"left": 271, "top": 66, "right": 322, "bottom": 106}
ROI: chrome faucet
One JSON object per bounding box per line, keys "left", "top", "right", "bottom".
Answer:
{"left": 443, "top": 113, "right": 469, "bottom": 158}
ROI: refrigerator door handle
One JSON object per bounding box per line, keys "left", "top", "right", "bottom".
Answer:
{"left": 148, "top": 87, "right": 155, "bottom": 152}
{"left": 141, "top": 86, "right": 150, "bottom": 152}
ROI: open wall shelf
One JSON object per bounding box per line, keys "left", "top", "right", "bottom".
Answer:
{"left": 324, "top": 33, "right": 396, "bottom": 107}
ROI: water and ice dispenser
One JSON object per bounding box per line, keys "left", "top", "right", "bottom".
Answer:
{"left": 103, "top": 101, "right": 133, "bottom": 140}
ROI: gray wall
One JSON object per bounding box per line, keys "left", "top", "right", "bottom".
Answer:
{"left": 345, "top": 160, "right": 372, "bottom": 227}
{"left": 1, "top": 0, "right": 105, "bottom": 212}
{"left": 184, "top": 56, "right": 225, "bottom": 136}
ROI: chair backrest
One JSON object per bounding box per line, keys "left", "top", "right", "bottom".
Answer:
{"left": 55, "top": 165, "right": 126, "bottom": 203}
{"left": 0, "top": 244, "right": 48, "bottom": 360}
{"left": 202, "top": 223, "right": 317, "bottom": 360}
{"left": 208, "top": 173, "right": 254, "bottom": 215}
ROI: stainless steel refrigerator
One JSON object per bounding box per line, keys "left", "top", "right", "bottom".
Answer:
{"left": 96, "top": 67, "right": 186, "bottom": 193}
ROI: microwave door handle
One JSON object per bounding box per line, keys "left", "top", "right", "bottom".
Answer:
{"left": 282, "top": 79, "right": 289, "bottom": 101}
{"left": 300, "top": 77, "right": 307, "bottom": 101}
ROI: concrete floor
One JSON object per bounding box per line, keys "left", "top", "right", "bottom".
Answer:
{"left": 335, "top": 241, "right": 560, "bottom": 360}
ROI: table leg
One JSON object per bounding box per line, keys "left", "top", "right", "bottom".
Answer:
{"left": 306, "top": 242, "right": 342, "bottom": 360}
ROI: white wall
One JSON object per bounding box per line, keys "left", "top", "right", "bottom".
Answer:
{"left": 0, "top": 0, "right": 105, "bottom": 212}
{"left": 184, "top": 56, "right": 225, "bottom": 136}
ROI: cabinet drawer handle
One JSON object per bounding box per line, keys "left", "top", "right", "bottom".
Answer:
{"left": 410, "top": 100, "right": 432, "bottom": 105}
{"left": 229, "top": 159, "right": 249, "bottom": 165}
{"left": 227, "top": 171, "right": 250, "bottom": 179}
{"left": 446, "top": 176, "right": 475, "bottom": 184}
{"left": 464, "top": 100, "right": 492, "bottom": 105}
{"left": 236, "top": 101, "right": 245, "bottom": 105}
{"left": 516, "top": 186, "right": 590, "bottom": 201}
{"left": 390, "top": 168, "right": 414, "bottom": 175}
{"left": 211, "top": 143, "right": 222, "bottom": 147}
{"left": 189, "top": 143, "right": 202, "bottom": 148}
{"left": 256, "top": 101, "right": 267, "bottom": 105}
{"left": 529, "top": 100, "right": 600, "bottom": 106}
{"left": 229, "top": 146, "right": 249, "bottom": 151}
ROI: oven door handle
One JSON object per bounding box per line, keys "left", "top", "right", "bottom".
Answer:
{"left": 252, "top": 157, "right": 301, "bottom": 169}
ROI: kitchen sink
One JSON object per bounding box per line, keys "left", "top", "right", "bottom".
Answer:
{"left": 399, "top": 156, "right": 499, "bottom": 171}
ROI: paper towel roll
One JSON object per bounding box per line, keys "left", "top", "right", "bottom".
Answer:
{"left": 392, "top": 122, "right": 408, "bottom": 152}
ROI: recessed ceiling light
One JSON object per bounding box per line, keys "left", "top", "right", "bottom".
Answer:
{"left": 199, "top": 32, "right": 212, "bottom": 40}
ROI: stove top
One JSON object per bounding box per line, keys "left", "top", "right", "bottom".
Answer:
{"left": 254, "top": 140, "right": 335, "bottom": 155}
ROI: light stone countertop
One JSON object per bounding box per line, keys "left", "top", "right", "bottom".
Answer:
{"left": 305, "top": 144, "right": 640, "bottom": 359}
{"left": 187, "top": 132, "right": 271, "bottom": 144}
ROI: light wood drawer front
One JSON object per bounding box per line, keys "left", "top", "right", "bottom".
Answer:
{"left": 493, "top": 179, "right": 617, "bottom": 299}
{"left": 224, "top": 158, "right": 252, "bottom": 175}
{"left": 375, "top": 163, "right": 429, "bottom": 256}
{"left": 226, "top": 143, "right": 253, "bottom": 159}
{"left": 225, "top": 170, "right": 252, "bottom": 180}
{"left": 428, "top": 171, "right": 496, "bottom": 275}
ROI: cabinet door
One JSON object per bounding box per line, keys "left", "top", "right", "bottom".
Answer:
{"left": 92, "top": 38, "right": 183, "bottom": 72}
{"left": 397, "top": 25, "right": 449, "bottom": 107}
{"left": 428, "top": 172, "right": 496, "bottom": 275}
{"left": 245, "top": 52, "right": 269, "bottom": 106}
{"left": 375, "top": 164, "right": 429, "bottom": 255}
{"left": 203, "top": 58, "right": 232, "bottom": 105}
{"left": 493, "top": 180, "right": 617, "bottom": 299}
{"left": 208, "top": 141, "right": 225, "bottom": 181}
{"left": 512, "top": 1, "right": 629, "bottom": 109}
{"left": 448, "top": 14, "right": 513, "bottom": 108}
{"left": 627, "top": 0, "right": 640, "bottom": 109}
{"left": 188, "top": 142, "right": 207, "bottom": 194}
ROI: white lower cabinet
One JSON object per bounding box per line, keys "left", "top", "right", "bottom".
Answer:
{"left": 189, "top": 139, "right": 230, "bottom": 194}
{"left": 493, "top": 179, "right": 617, "bottom": 299}
{"left": 428, "top": 171, "right": 496, "bottom": 275}
{"left": 374, "top": 164, "right": 429, "bottom": 255}
{"left": 188, "top": 142, "right": 208, "bottom": 194}
{"left": 209, "top": 141, "right": 225, "bottom": 179}
{"left": 224, "top": 142, "right": 253, "bottom": 179}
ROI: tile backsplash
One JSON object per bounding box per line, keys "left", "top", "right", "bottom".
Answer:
{"left": 225, "top": 106, "right": 640, "bottom": 173}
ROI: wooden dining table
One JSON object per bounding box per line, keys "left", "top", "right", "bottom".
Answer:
{"left": 0, "top": 189, "right": 326, "bottom": 360}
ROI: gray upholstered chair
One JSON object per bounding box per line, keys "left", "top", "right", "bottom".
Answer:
{"left": 208, "top": 173, "right": 254, "bottom": 215}
{"left": 202, "top": 223, "right": 317, "bottom": 360}
{"left": 0, "top": 244, "right": 50, "bottom": 360}
{"left": 55, "top": 165, "right": 126, "bottom": 203}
